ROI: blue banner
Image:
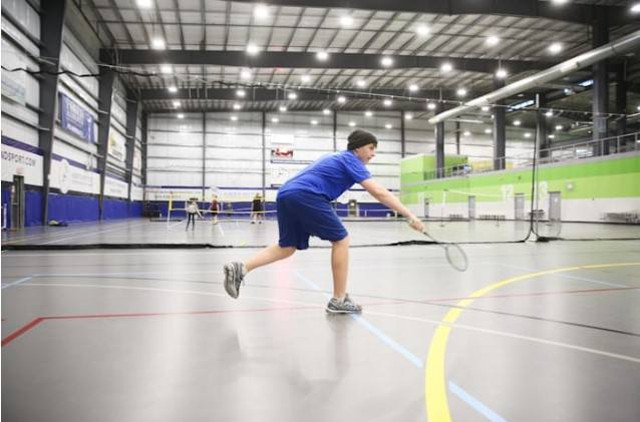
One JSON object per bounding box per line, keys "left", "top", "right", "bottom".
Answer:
{"left": 59, "top": 93, "right": 96, "bottom": 144}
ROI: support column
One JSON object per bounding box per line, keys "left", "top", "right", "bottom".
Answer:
{"left": 38, "top": 0, "right": 67, "bottom": 225}
{"left": 141, "top": 112, "right": 148, "bottom": 190}
{"left": 202, "top": 112, "right": 206, "bottom": 200}
{"left": 592, "top": 7, "right": 610, "bottom": 155}
{"left": 97, "top": 68, "right": 115, "bottom": 220}
{"left": 332, "top": 110, "right": 337, "bottom": 152}
{"left": 493, "top": 78, "right": 506, "bottom": 170}
{"left": 536, "top": 93, "right": 549, "bottom": 160}
{"left": 125, "top": 93, "right": 139, "bottom": 202}
{"left": 435, "top": 102, "right": 445, "bottom": 178}
{"left": 261, "top": 111, "right": 266, "bottom": 199}
{"left": 455, "top": 121, "right": 460, "bottom": 155}
{"left": 400, "top": 110, "right": 406, "bottom": 158}
{"left": 615, "top": 63, "right": 627, "bottom": 137}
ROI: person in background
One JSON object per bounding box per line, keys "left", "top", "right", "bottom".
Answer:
{"left": 222, "top": 129, "right": 425, "bottom": 314}
{"left": 209, "top": 194, "right": 220, "bottom": 224}
{"left": 185, "top": 198, "right": 202, "bottom": 230}
{"left": 251, "top": 193, "right": 264, "bottom": 224}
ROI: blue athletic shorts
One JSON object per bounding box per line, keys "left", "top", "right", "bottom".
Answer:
{"left": 277, "top": 190, "right": 348, "bottom": 250}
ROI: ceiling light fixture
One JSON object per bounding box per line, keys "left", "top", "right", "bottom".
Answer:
{"left": 496, "top": 68, "right": 508, "bottom": 79}
{"left": 254, "top": 4, "right": 269, "bottom": 19}
{"left": 340, "top": 16, "right": 354, "bottom": 27}
{"left": 246, "top": 44, "right": 260, "bottom": 55}
{"left": 168, "top": 86, "right": 178, "bottom": 93}
{"left": 409, "top": 84, "right": 418, "bottom": 92}
{"left": 337, "top": 96, "right": 346, "bottom": 103}
{"left": 151, "top": 38, "right": 165, "bottom": 50}
{"left": 279, "top": 106, "right": 287, "bottom": 112}
{"left": 160, "top": 64, "right": 172, "bottom": 74}
{"left": 381, "top": 57, "right": 393, "bottom": 67}
{"left": 356, "top": 79, "right": 367, "bottom": 88}
{"left": 288, "top": 92, "right": 298, "bottom": 100}
{"left": 236, "top": 89, "right": 246, "bottom": 98}
{"left": 486, "top": 35, "right": 500, "bottom": 46}
{"left": 416, "top": 24, "right": 430, "bottom": 36}
{"left": 383, "top": 98, "right": 393, "bottom": 107}
{"left": 440, "top": 62, "right": 453, "bottom": 73}
{"left": 548, "top": 42, "right": 563, "bottom": 54}
{"left": 316, "top": 51, "right": 329, "bottom": 61}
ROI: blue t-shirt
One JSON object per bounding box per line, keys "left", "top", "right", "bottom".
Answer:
{"left": 278, "top": 150, "right": 371, "bottom": 201}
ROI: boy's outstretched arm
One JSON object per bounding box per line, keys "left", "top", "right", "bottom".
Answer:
{"left": 360, "top": 179, "right": 425, "bottom": 232}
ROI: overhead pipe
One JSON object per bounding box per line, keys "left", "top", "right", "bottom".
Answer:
{"left": 429, "top": 29, "right": 640, "bottom": 124}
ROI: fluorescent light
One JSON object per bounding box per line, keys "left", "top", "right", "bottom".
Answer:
{"left": 555, "top": 125, "right": 563, "bottom": 131}
{"left": 271, "top": 117, "right": 279, "bottom": 123}
{"left": 323, "top": 109, "right": 331, "bottom": 115}
{"left": 481, "top": 106, "right": 490, "bottom": 112}
{"left": 513, "top": 120, "right": 521, "bottom": 126}
{"left": 381, "top": 57, "right": 393, "bottom": 67}
{"left": 233, "top": 103, "right": 242, "bottom": 110}
{"left": 168, "top": 86, "right": 178, "bottom": 93}
{"left": 246, "top": 44, "right": 260, "bottom": 55}
{"left": 337, "top": 96, "right": 346, "bottom": 103}
{"left": 385, "top": 123, "right": 392, "bottom": 129}
{"left": 511, "top": 100, "right": 534, "bottom": 110}
{"left": 408, "top": 84, "right": 418, "bottom": 92}
{"left": 356, "top": 79, "right": 367, "bottom": 88}
{"left": 254, "top": 4, "right": 269, "bottom": 19}
{"left": 427, "top": 102, "right": 436, "bottom": 110}
{"left": 236, "top": 89, "right": 246, "bottom": 98}
{"left": 549, "top": 134, "right": 556, "bottom": 139}
{"left": 545, "top": 110, "right": 553, "bottom": 117}
{"left": 340, "top": 16, "right": 354, "bottom": 27}
{"left": 172, "top": 100, "right": 181, "bottom": 108}
{"left": 484, "top": 128, "right": 492, "bottom": 134}
{"left": 230, "top": 115, "right": 238, "bottom": 121}
{"left": 496, "top": 68, "right": 508, "bottom": 79}
{"left": 316, "top": 51, "right": 329, "bottom": 61}
{"left": 383, "top": 98, "right": 393, "bottom": 107}
{"left": 279, "top": 106, "right": 287, "bottom": 112}
{"left": 287, "top": 92, "right": 298, "bottom": 100}
{"left": 348, "top": 121, "right": 356, "bottom": 127}
{"left": 416, "top": 24, "right": 430, "bottom": 36}
{"left": 486, "top": 36, "right": 500, "bottom": 46}
{"left": 524, "top": 133, "right": 532, "bottom": 138}
{"left": 405, "top": 113, "right": 413, "bottom": 120}
{"left": 310, "top": 120, "right": 318, "bottom": 125}
{"left": 456, "top": 88, "right": 467, "bottom": 97}
{"left": 463, "top": 131, "right": 471, "bottom": 137}
{"left": 440, "top": 62, "right": 453, "bottom": 73}
{"left": 578, "top": 79, "right": 593, "bottom": 87}
{"left": 160, "top": 64, "right": 172, "bottom": 74}
{"left": 240, "top": 70, "right": 252, "bottom": 80}
{"left": 300, "top": 75, "right": 311, "bottom": 83}
{"left": 136, "top": 0, "right": 152, "bottom": 8}
{"left": 151, "top": 38, "right": 165, "bottom": 49}
{"left": 632, "top": 3, "right": 640, "bottom": 13}
{"left": 551, "top": 0, "right": 569, "bottom": 4}
{"left": 177, "top": 113, "right": 184, "bottom": 119}
{"left": 365, "top": 111, "right": 373, "bottom": 117}
{"left": 548, "top": 42, "right": 563, "bottom": 54}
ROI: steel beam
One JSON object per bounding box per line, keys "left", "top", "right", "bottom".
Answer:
{"left": 227, "top": 0, "right": 634, "bottom": 25}
{"left": 38, "top": 0, "right": 67, "bottom": 225}
{"left": 101, "top": 49, "right": 551, "bottom": 75}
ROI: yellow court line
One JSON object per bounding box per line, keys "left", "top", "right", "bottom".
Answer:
{"left": 424, "top": 262, "right": 640, "bottom": 422}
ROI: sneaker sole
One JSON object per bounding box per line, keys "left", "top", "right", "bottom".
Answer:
{"left": 223, "top": 265, "right": 238, "bottom": 299}
{"left": 325, "top": 307, "right": 362, "bottom": 314}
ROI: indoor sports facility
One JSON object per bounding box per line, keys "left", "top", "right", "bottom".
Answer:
{"left": 2, "top": 1, "right": 640, "bottom": 421}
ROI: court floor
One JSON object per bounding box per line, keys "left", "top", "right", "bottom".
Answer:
{"left": 2, "top": 219, "right": 640, "bottom": 422}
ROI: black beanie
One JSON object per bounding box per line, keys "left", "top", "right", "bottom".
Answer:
{"left": 347, "top": 129, "right": 378, "bottom": 150}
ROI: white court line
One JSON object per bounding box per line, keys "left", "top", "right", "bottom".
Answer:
{"left": 16, "top": 282, "right": 640, "bottom": 364}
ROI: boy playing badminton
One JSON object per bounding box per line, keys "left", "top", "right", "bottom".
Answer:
{"left": 223, "top": 129, "right": 425, "bottom": 313}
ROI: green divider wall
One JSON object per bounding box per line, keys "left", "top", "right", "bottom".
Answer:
{"left": 401, "top": 153, "right": 640, "bottom": 205}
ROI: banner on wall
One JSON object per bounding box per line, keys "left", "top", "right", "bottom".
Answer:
{"left": 104, "top": 177, "right": 128, "bottom": 199}
{"left": 50, "top": 158, "right": 99, "bottom": 194}
{"left": 1, "top": 48, "right": 26, "bottom": 105}
{"left": 59, "top": 93, "right": 95, "bottom": 144}
{"left": 1, "top": 144, "right": 43, "bottom": 185}
{"left": 108, "top": 130, "right": 126, "bottom": 161}
{"left": 133, "top": 148, "right": 142, "bottom": 171}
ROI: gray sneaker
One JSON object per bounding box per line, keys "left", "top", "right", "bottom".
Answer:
{"left": 223, "top": 262, "right": 246, "bottom": 299}
{"left": 326, "top": 294, "right": 362, "bottom": 314}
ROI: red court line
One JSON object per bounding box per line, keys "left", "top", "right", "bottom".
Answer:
{"left": 1, "top": 305, "right": 321, "bottom": 347}
{"left": 2, "top": 318, "right": 45, "bottom": 347}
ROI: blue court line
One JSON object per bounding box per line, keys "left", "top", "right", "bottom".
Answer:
{"left": 2, "top": 276, "right": 34, "bottom": 289}
{"left": 449, "top": 381, "right": 508, "bottom": 422}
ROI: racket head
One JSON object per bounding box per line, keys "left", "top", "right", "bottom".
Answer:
{"left": 443, "top": 243, "right": 469, "bottom": 272}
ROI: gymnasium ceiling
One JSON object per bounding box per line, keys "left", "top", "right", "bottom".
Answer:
{"left": 74, "top": 0, "right": 640, "bottom": 125}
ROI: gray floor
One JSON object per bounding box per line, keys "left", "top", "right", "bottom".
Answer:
{"left": 2, "top": 220, "right": 640, "bottom": 422}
